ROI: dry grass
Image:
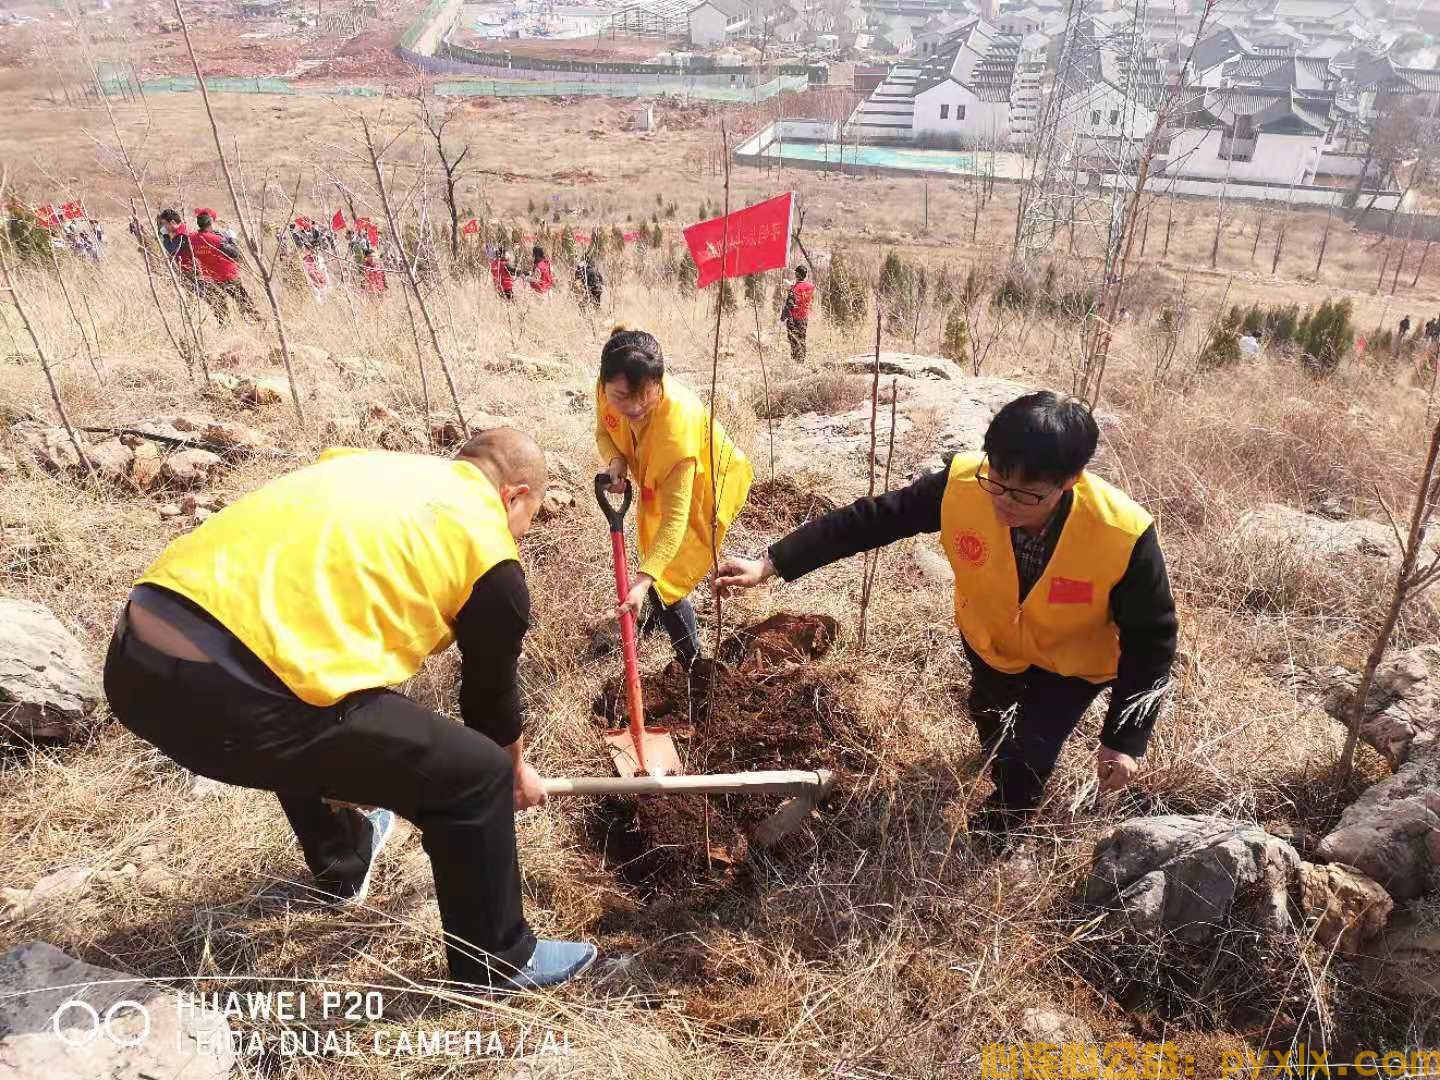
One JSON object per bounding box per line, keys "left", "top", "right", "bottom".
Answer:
{"left": 1, "top": 216, "right": 1438, "bottom": 1079}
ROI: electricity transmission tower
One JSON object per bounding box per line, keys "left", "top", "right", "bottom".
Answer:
{"left": 1012, "top": 0, "right": 1165, "bottom": 282}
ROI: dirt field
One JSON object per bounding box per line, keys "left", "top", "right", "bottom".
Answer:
{"left": 3, "top": 79, "right": 1440, "bottom": 334}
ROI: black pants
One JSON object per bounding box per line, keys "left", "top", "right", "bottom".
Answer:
{"left": 102, "top": 613, "right": 536, "bottom": 986}
{"left": 964, "top": 642, "right": 1108, "bottom": 813}
{"left": 201, "top": 279, "right": 259, "bottom": 324}
{"left": 641, "top": 588, "right": 699, "bottom": 668}
{"left": 784, "top": 317, "right": 807, "bottom": 361}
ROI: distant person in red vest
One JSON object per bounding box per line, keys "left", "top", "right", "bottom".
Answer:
{"left": 781, "top": 264, "right": 815, "bottom": 362}
{"left": 362, "top": 250, "right": 387, "bottom": 296}
{"left": 528, "top": 246, "right": 554, "bottom": 295}
{"left": 491, "top": 249, "right": 516, "bottom": 300}
{"left": 190, "top": 209, "right": 258, "bottom": 324}
{"left": 157, "top": 209, "right": 199, "bottom": 291}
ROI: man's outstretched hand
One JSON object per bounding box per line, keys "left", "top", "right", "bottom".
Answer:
{"left": 713, "top": 555, "right": 776, "bottom": 595}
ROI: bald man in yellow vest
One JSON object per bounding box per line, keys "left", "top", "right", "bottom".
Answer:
{"left": 716, "top": 392, "right": 1178, "bottom": 839}
{"left": 103, "top": 429, "right": 597, "bottom": 991}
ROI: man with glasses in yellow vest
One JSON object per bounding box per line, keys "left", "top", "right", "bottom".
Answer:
{"left": 103, "top": 429, "right": 597, "bottom": 991}
{"left": 715, "top": 391, "right": 1177, "bottom": 838}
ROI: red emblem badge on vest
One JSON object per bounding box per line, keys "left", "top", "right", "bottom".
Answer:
{"left": 604, "top": 412, "right": 619, "bottom": 431}
{"left": 1048, "top": 577, "right": 1094, "bottom": 604}
{"left": 641, "top": 485, "right": 655, "bottom": 504}
{"left": 953, "top": 530, "right": 988, "bottom": 567}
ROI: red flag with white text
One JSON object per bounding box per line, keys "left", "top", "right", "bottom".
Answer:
{"left": 682, "top": 192, "right": 793, "bottom": 288}
{"left": 461, "top": 218, "right": 479, "bottom": 236}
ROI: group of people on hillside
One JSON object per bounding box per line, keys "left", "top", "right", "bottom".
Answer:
{"left": 490, "top": 244, "right": 604, "bottom": 309}
{"left": 155, "top": 208, "right": 260, "bottom": 325}
{"left": 106, "top": 318, "right": 1178, "bottom": 995}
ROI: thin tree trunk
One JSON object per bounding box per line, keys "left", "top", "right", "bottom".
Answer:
{"left": 752, "top": 298, "right": 774, "bottom": 483}
{"left": 359, "top": 115, "right": 466, "bottom": 437}
{"left": 0, "top": 232, "right": 93, "bottom": 477}
{"left": 1412, "top": 239, "right": 1432, "bottom": 288}
{"left": 1338, "top": 416, "right": 1440, "bottom": 784}
{"left": 46, "top": 247, "right": 104, "bottom": 385}
{"left": 857, "top": 301, "right": 882, "bottom": 652}
{"left": 173, "top": 0, "right": 304, "bottom": 426}
{"left": 1316, "top": 202, "right": 1334, "bottom": 276}
{"left": 1164, "top": 189, "right": 1175, "bottom": 258}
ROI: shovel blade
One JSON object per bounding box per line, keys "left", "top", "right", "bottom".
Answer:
{"left": 604, "top": 728, "right": 685, "bottom": 778}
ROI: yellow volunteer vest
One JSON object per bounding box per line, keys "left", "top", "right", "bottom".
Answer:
{"left": 938, "top": 451, "right": 1152, "bottom": 683}
{"left": 138, "top": 448, "right": 519, "bottom": 706}
{"left": 597, "top": 375, "right": 753, "bottom": 605}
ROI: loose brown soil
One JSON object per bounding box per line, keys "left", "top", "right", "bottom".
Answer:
{"left": 587, "top": 613, "right": 866, "bottom": 891}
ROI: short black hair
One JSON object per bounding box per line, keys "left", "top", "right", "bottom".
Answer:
{"left": 983, "top": 391, "right": 1098, "bottom": 484}
{"left": 533, "top": 245, "right": 545, "bottom": 260}
{"left": 795, "top": 264, "right": 808, "bottom": 279}
{"left": 600, "top": 327, "right": 664, "bottom": 389}
{"left": 158, "top": 209, "right": 181, "bottom": 225}
{"left": 196, "top": 213, "right": 214, "bottom": 230}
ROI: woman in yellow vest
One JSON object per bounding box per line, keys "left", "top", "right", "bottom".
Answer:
{"left": 716, "top": 392, "right": 1178, "bottom": 839}
{"left": 596, "top": 327, "right": 753, "bottom": 668}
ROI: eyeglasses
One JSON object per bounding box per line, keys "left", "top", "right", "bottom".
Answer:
{"left": 975, "top": 458, "right": 1053, "bottom": 506}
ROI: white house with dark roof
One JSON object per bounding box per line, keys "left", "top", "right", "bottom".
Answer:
{"left": 1159, "top": 88, "right": 1331, "bottom": 184}
{"left": 846, "top": 19, "right": 1024, "bottom": 144}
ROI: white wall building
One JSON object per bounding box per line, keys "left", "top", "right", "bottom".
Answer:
{"left": 1159, "top": 89, "right": 1331, "bottom": 185}
{"left": 689, "top": 0, "right": 750, "bottom": 46}
{"left": 848, "top": 19, "right": 1024, "bottom": 144}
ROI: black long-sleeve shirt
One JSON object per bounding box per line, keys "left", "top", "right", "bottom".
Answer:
{"left": 768, "top": 464, "right": 1178, "bottom": 757}
{"left": 453, "top": 560, "right": 530, "bottom": 748}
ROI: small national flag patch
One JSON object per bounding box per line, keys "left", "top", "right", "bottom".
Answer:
{"left": 1048, "top": 577, "right": 1094, "bottom": 604}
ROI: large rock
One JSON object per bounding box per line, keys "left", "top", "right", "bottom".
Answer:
{"left": 1236, "top": 503, "right": 1438, "bottom": 563}
{"left": 0, "top": 599, "right": 101, "bottom": 742}
{"left": 238, "top": 377, "right": 289, "bottom": 408}
{"left": 128, "top": 442, "right": 162, "bottom": 492}
{"left": 1085, "top": 815, "right": 1301, "bottom": 942}
{"left": 333, "top": 354, "right": 384, "bottom": 382}
{"left": 160, "top": 449, "right": 224, "bottom": 490}
{"left": 166, "top": 415, "right": 265, "bottom": 458}
{"left": 0, "top": 941, "right": 234, "bottom": 1079}
{"left": 1324, "top": 645, "right": 1440, "bottom": 768}
{"left": 840, "top": 351, "right": 957, "bottom": 381}
{"left": 1297, "top": 861, "right": 1393, "bottom": 955}
{"left": 10, "top": 423, "right": 83, "bottom": 475}
{"left": 1316, "top": 756, "right": 1440, "bottom": 900}
{"left": 771, "top": 369, "right": 1032, "bottom": 492}
{"left": 86, "top": 439, "right": 134, "bottom": 485}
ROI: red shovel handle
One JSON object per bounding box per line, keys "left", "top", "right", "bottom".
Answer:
{"left": 598, "top": 474, "right": 648, "bottom": 774}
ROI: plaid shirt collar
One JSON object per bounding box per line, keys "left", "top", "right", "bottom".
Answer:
{"left": 1010, "top": 491, "right": 1073, "bottom": 600}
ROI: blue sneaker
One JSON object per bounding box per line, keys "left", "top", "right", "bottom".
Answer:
{"left": 336, "top": 808, "right": 397, "bottom": 907}
{"left": 496, "top": 939, "right": 598, "bottom": 992}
